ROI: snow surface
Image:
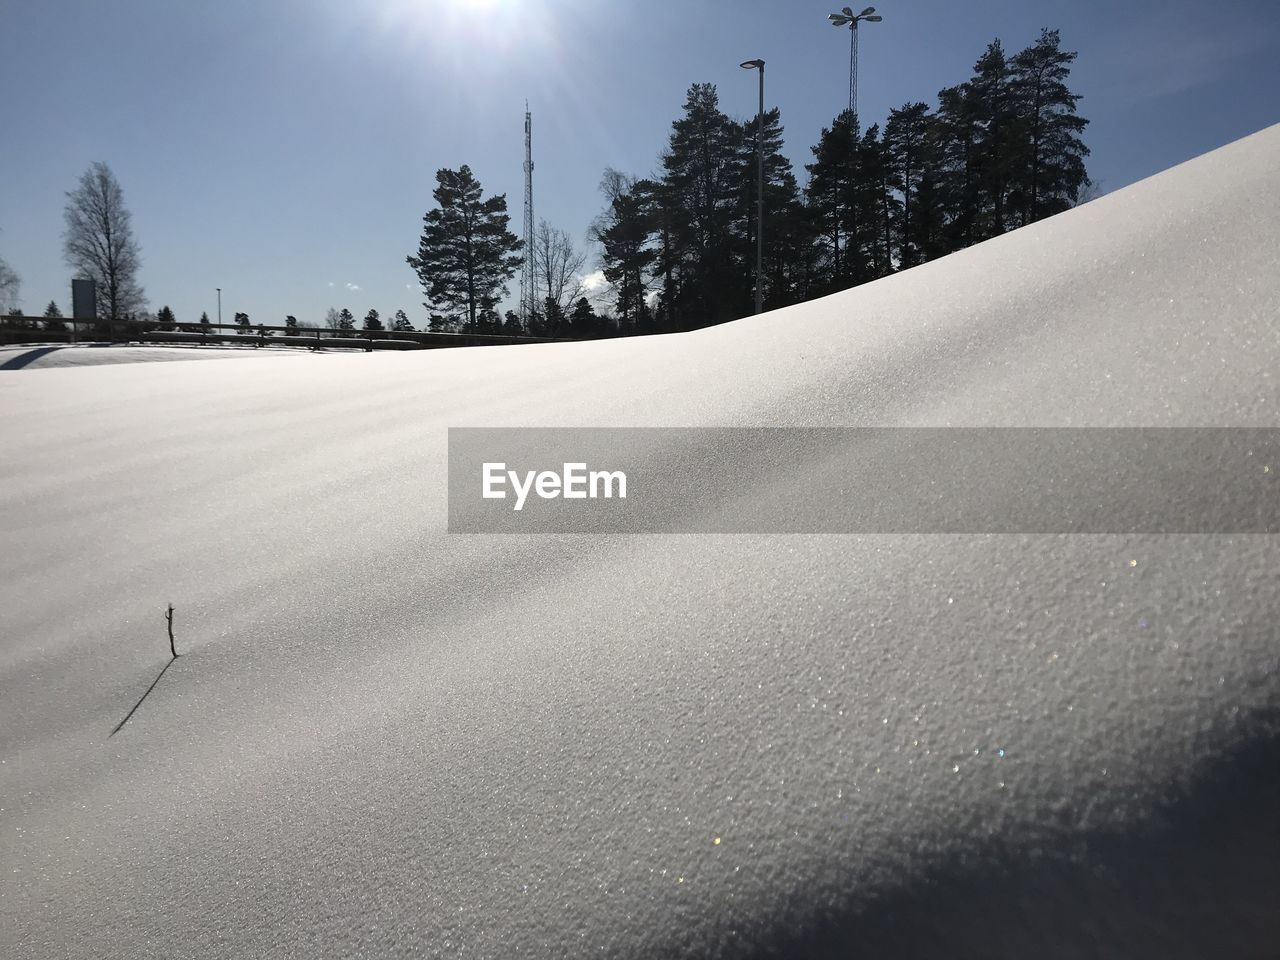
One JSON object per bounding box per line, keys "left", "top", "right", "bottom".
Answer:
{"left": 2, "top": 125, "right": 1279, "bottom": 959}
{"left": 0, "top": 343, "right": 314, "bottom": 370}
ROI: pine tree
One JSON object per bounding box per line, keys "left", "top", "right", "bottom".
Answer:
{"left": 200, "top": 311, "right": 211, "bottom": 328}
{"left": 805, "top": 110, "right": 863, "bottom": 292}
{"left": 234, "top": 311, "right": 250, "bottom": 334}
{"left": 43, "top": 300, "right": 67, "bottom": 332}
{"left": 911, "top": 168, "right": 949, "bottom": 262}
{"left": 856, "top": 124, "right": 898, "bottom": 279}
{"left": 285, "top": 315, "right": 299, "bottom": 333}
{"left": 658, "top": 84, "right": 744, "bottom": 329}
{"left": 593, "top": 171, "right": 656, "bottom": 335}
{"left": 1011, "top": 29, "right": 1090, "bottom": 223}
{"left": 338, "top": 308, "right": 354, "bottom": 330}
{"left": 156, "top": 305, "right": 176, "bottom": 331}
{"left": 968, "top": 40, "right": 1024, "bottom": 239}
{"left": 806, "top": 118, "right": 896, "bottom": 286}
{"left": 568, "top": 297, "right": 600, "bottom": 338}
{"left": 540, "top": 296, "right": 566, "bottom": 337}
{"left": 476, "top": 305, "right": 502, "bottom": 334}
{"left": 884, "top": 103, "right": 934, "bottom": 268}
{"left": 734, "top": 107, "right": 808, "bottom": 311}
{"left": 642, "top": 176, "right": 681, "bottom": 333}
{"left": 933, "top": 81, "right": 981, "bottom": 252}
{"left": 363, "top": 308, "right": 383, "bottom": 331}
{"left": 502, "top": 310, "right": 524, "bottom": 336}
{"left": 392, "top": 309, "right": 414, "bottom": 332}
{"left": 765, "top": 192, "right": 819, "bottom": 308}
{"left": 407, "top": 165, "right": 522, "bottom": 332}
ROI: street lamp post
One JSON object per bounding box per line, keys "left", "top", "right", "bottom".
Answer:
{"left": 827, "top": 6, "right": 883, "bottom": 117}
{"left": 216, "top": 288, "right": 222, "bottom": 327}
{"left": 740, "top": 58, "right": 765, "bottom": 316}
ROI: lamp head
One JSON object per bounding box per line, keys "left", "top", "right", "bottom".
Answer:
{"left": 740, "top": 59, "right": 765, "bottom": 70}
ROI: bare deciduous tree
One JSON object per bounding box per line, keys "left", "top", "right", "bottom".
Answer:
{"left": 0, "top": 227, "right": 20, "bottom": 314}
{"left": 531, "top": 219, "right": 587, "bottom": 318}
{"left": 62, "top": 162, "right": 145, "bottom": 320}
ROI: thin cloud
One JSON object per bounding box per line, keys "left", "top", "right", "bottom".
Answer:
{"left": 580, "top": 269, "right": 614, "bottom": 313}
{"left": 346, "top": 282, "right": 361, "bottom": 292}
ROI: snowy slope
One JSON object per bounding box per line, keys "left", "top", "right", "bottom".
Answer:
{"left": 2, "top": 124, "right": 1279, "bottom": 959}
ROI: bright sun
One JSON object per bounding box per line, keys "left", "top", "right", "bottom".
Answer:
{"left": 365, "top": 0, "right": 554, "bottom": 63}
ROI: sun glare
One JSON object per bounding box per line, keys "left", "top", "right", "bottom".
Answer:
{"left": 361, "top": 0, "right": 560, "bottom": 62}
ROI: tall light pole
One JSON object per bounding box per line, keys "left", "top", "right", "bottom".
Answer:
{"left": 740, "top": 58, "right": 765, "bottom": 316}
{"left": 521, "top": 103, "right": 536, "bottom": 326}
{"left": 827, "top": 6, "right": 882, "bottom": 117}
{"left": 216, "top": 288, "right": 221, "bottom": 326}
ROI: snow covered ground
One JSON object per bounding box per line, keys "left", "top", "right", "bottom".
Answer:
{"left": 2, "top": 125, "right": 1278, "bottom": 959}
{"left": 0, "top": 342, "right": 315, "bottom": 370}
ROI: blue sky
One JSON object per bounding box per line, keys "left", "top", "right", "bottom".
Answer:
{"left": 2, "top": 0, "right": 1277, "bottom": 325}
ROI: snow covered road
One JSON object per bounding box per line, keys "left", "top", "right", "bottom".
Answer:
{"left": 2, "top": 125, "right": 1279, "bottom": 958}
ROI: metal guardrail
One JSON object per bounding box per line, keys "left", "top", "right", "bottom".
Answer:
{"left": 0, "top": 317, "right": 575, "bottom": 350}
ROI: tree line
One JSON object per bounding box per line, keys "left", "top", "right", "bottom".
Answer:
{"left": 6, "top": 29, "right": 1088, "bottom": 342}
{"left": 410, "top": 28, "right": 1089, "bottom": 337}
{"left": 608, "top": 28, "right": 1090, "bottom": 332}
